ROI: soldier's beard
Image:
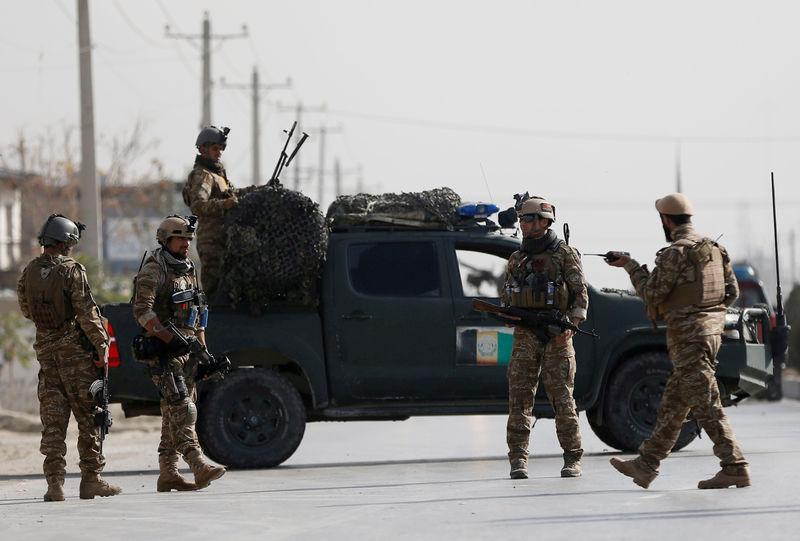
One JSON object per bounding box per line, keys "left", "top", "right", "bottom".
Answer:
{"left": 662, "top": 223, "right": 673, "bottom": 243}
{"left": 167, "top": 249, "right": 187, "bottom": 260}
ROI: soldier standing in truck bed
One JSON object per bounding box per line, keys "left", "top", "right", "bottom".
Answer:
{"left": 182, "top": 126, "right": 257, "bottom": 300}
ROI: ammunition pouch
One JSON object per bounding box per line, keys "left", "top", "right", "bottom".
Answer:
{"left": 511, "top": 281, "right": 569, "bottom": 311}
{"left": 155, "top": 363, "right": 189, "bottom": 405}
{"left": 171, "top": 288, "right": 208, "bottom": 328}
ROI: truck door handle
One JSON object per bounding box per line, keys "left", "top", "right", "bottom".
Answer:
{"left": 342, "top": 313, "right": 373, "bottom": 320}
{"left": 459, "top": 313, "right": 487, "bottom": 321}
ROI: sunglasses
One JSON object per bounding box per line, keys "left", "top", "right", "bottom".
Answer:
{"left": 519, "top": 214, "right": 539, "bottom": 223}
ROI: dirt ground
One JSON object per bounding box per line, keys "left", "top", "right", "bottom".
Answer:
{"left": 0, "top": 404, "right": 162, "bottom": 476}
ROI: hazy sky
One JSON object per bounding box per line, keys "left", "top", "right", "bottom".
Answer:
{"left": 3, "top": 0, "right": 800, "bottom": 290}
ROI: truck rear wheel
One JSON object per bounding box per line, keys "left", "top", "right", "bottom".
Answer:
{"left": 593, "top": 351, "right": 698, "bottom": 452}
{"left": 197, "top": 368, "right": 306, "bottom": 468}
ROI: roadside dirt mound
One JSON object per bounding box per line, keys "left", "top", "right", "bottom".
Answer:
{"left": 0, "top": 408, "right": 41, "bottom": 432}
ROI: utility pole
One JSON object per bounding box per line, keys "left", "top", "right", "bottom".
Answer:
{"left": 165, "top": 11, "right": 248, "bottom": 128}
{"left": 333, "top": 159, "right": 363, "bottom": 198}
{"left": 335, "top": 158, "right": 341, "bottom": 199}
{"left": 220, "top": 67, "right": 290, "bottom": 185}
{"left": 277, "top": 102, "right": 326, "bottom": 191}
{"left": 77, "top": 0, "right": 101, "bottom": 260}
{"left": 791, "top": 228, "right": 797, "bottom": 286}
{"left": 674, "top": 141, "right": 682, "bottom": 193}
{"left": 306, "top": 124, "right": 342, "bottom": 204}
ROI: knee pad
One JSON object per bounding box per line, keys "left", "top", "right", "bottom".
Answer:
{"left": 185, "top": 402, "right": 197, "bottom": 426}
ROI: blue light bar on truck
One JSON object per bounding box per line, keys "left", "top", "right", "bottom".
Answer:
{"left": 458, "top": 203, "right": 500, "bottom": 218}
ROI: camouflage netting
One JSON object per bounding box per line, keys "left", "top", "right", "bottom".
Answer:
{"left": 327, "top": 187, "right": 461, "bottom": 227}
{"left": 221, "top": 185, "right": 328, "bottom": 307}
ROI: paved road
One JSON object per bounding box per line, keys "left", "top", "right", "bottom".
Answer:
{"left": 2, "top": 400, "right": 799, "bottom": 540}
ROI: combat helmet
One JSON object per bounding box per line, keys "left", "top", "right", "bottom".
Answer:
{"left": 38, "top": 214, "right": 85, "bottom": 247}
{"left": 518, "top": 197, "right": 556, "bottom": 222}
{"left": 195, "top": 126, "right": 230, "bottom": 149}
{"left": 156, "top": 215, "right": 197, "bottom": 244}
{"left": 655, "top": 193, "right": 694, "bottom": 216}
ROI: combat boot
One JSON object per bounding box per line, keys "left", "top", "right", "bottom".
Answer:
{"left": 698, "top": 464, "right": 751, "bottom": 489}
{"left": 610, "top": 456, "right": 658, "bottom": 489}
{"left": 79, "top": 472, "right": 122, "bottom": 499}
{"left": 561, "top": 449, "right": 583, "bottom": 478}
{"left": 157, "top": 455, "right": 197, "bottom": 492}
{"left": 183, "top": 448, "right": 225, "bottom": 489}
{"left": 43, "top": 474, "right": 65, "bottom": 502}
{"left": 509, "top": 458, "right": 528, "bottom": 479}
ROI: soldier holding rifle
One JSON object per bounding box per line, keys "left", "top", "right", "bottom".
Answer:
{"left": 501, "top": 196, "right": 588, "bottom": 480}
{"left": 17, "top": 214, "right": 121, "bottom": 501}
{"left": 132, "top": 216, "right": 226, "bottom": 492}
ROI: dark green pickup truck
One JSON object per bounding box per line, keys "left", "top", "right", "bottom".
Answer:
{"left": 102, "top": 222, "right": 773, "bottom": 468}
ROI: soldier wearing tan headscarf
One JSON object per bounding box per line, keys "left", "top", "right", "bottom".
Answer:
{"left": 606, "top": 193, "right": 750, "bottom": 490}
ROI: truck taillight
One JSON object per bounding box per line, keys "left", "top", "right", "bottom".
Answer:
{"left": 107, "top": 322, "right": 120, "bottom": 367}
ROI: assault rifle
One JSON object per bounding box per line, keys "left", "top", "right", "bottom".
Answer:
{"left": 472, "top": 299, "right": 599, "bottom": 343}
{"left": 88, "top": 365, "right": 112, "bottom": 460}
{"left": 165, "top": 322, "right": 231, "bottom": 383}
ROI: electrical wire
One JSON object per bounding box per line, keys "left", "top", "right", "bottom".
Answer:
{"left": 327, "top": 109, "right": 800, "bottom": 144}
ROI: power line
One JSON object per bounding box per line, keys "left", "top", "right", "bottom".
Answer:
{"left": 112, "top": 0, "right": 163, "bottom": 47}
{"left": 54, "top": 0, "right": 74, "bottom": 23}
{"left": 327, "top": 109, "right": 800, "bottom": 144}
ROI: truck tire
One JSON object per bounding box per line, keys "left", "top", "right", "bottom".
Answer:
{"left": 594, "top": 351, "right": 698, "bottom": 453}
{"left": 196, "top": 368, "right": 306, "bottom": 468}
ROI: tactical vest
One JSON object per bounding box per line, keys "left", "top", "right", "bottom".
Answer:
{"left": 24, "top": 256, "right": 78, "bottom": 330}
{"left": 143, "top": 251, "right": 207, "bottom": 330}
{"left": 659, "top": 238, "right": 725, "bottom": 314}
{"left": 509, "top": 246, "right": 570, "bottom": 311}
{"left": 182, "top": 166, "right": 230, "bottom": 207}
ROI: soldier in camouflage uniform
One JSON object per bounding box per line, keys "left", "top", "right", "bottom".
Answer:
{"left": 132, "top": 215, "right": 225, "bottom": 492}
{"left": 182, "top": 126, "right": 257, "bottom": 300}
{"left": 17, "top": 214, "right": 122, "bottom": 501}
{"left": 502, "top": 197, "right": 588, "bottom": 480}
{"left": 606, "top": 193, "right": 750, "bottom": 489}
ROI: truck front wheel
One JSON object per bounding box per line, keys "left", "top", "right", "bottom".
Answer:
{"left": 594, "top": 351, "right": 698, "bottom": 453}
{"left": 197, "top": 368, "right": 306, "bottom": 468}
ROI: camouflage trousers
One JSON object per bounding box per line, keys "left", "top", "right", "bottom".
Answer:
{"left": 146, "top": 355, "right": 202, "bottom": 459}
{"left": 197, "top": 237, "right": 224, "bottom": 299}
{"left": 36, "top": 340, "right": 104, "bottom": 480}
{"left": 507, "top": 327, "right": 582, "bottom": 461}
{"left": 638, "top": 334, "right": 747, "bottom": 469}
